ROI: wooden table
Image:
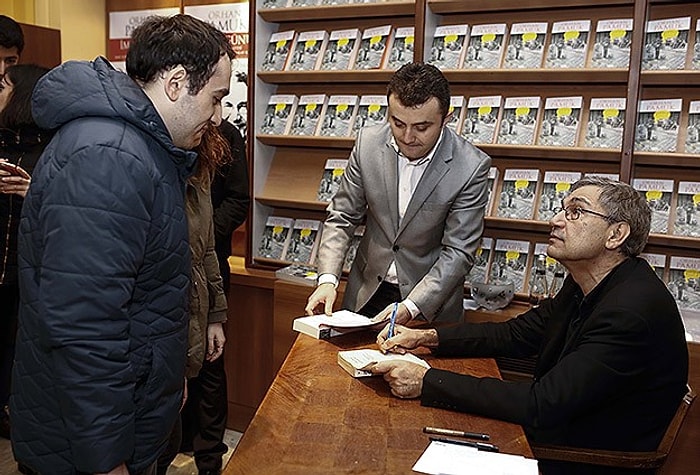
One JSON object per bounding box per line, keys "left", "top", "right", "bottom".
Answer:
{"left": 224, "top": 331, "right": 533, "bottom": 474}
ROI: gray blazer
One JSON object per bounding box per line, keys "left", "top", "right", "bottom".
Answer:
{"left": 316, "top": 123, "right": 491, "bottom": 322}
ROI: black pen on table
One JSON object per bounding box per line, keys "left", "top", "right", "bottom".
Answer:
{"left": 423, "top": 426, "right": 490, "bottom": 441}
{"left": 428, "top": 436, "right": 500, "bottom": 453}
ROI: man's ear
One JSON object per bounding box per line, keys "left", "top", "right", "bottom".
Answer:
{"left": 163, "top": 65, "right": 188, "bottom": 102}
{"left": 605, "top": 221, "right": 631, "bottom": 251}
{"left": 442, "top": 109, "right": 454, "bottom": 127}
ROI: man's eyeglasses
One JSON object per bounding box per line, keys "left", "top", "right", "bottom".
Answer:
{"left": 552, "top": 202, "right": 615, "bottom": 222}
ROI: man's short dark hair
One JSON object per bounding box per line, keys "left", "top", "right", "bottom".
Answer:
{"left": 126, "top": 14, "right": 235, "bottom": 95}
{"left": 0, "top": 15, "right": 25, "bottom": 54}
{"left": 387, "top": 62, "right": 450, "bottom": 117}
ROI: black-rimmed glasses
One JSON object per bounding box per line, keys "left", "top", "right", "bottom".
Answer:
{"left": 552, "top": 202, "right": 615, "bottom": 222}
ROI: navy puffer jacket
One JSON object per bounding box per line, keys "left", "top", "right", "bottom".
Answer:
{"left": 10, "top": 57, "right": 195, "bottom": 474}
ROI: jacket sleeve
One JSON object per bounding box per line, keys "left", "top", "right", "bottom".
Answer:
{"left": 421, "top": 291, "right": 654, "bottom": 431}
{"left": 315, "top": 138, "right": 367, "bottom": 278}
{"left": 205, "top": 212, "right": 228, "bottom": 324}
{"left": 36, "top": 144, "right": 154, "bottom": 472}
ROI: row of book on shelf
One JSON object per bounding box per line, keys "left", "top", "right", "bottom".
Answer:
{"left": 471, "top": 236, "right": 700, "bottom": 339}
{"left": 261, "top": 25, "right": 414, "bottom": 72}
{"left": 488, "top": 168, "right": 700, "bottom": 238}
{"left": 261, "top": 16, "right": 700, "bottom": 73}
{"left": 312, "top": 160, "right": 700, "bottom": 239}
{"left": 261, "top": 92, "right": 700, "bottom": 154}
{"left": 258, "top": 215, "right": 365, "bottom": 269}
{"left": 262, "top": 0, "right": 393, "bottom": 8}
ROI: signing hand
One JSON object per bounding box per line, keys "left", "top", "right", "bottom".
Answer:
{"left": 370, "top": 360, "right": 429, "bottom": 399}
{"left": 305, "top": 283, "right": 337, "bottom": 316}
{"left": 206, "top": 322, "right": 225, "bottom": 362}
{"left": 376, "top": 325, "right": 438, "bottom": 354}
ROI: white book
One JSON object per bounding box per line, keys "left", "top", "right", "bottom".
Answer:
{"left": 276, "top": 263, "right": 318, "bottom": 287}
{"left": 536, "top": 96, "right": 583, "bottom": 147}
{"left": 634, "top": 98, "right": 683, "bottom": 153}
{"left": 642, "top": 17, "right": 691, "bottom": 71}
{"left": 503, "top": 22, "right": 548, "bottom": 69}
{"left": 318, "top": 94, "right": 359, "bottom": 137}
{"left": 261, "top": 0, "right": 290, "bottom": 8}
{"left": 289, "top": 94, "right": 327, "bottom": 136}
{"left": 588, "top": 18, "right": 633, "bottom": 69}
{"left": 429, "top": 24, "right": 469, "bottom": 70}
{"left": 485, "top": 167, "right": 499, "bottom": 216}
{"left": 667, "top": 256, "right": 700, "bottom": 341}
{"left": 674, "top": 181, "right": 700, "bottom": 237}
{"left": 343, "top": 225, "right": 366, "bottom": 273}
{"left": 351, "top": 95, "right": 388, "bottom": 137}
{"left": 584, "top": 97, "right": 626, "bottom": 150}
{"left": 337, "top": 349, "right": 430, "bottom": 378}
{"left": 293, "top": 310, "right": 375, "bottom": 340}
{"left": 463, "top": 23, "right": 506, "bottom": 69}
{"left": 633, "top": 178, "right": 674, "bottom": 234}
{"left": 354, "top": 25, "right": 392, "bottom": 70}
{"left": 639, "top": 252, "right": 667, "bottom": 281}
{"left": 317, "top": 158, "right": 348, "bottom": 202}
{"left": 536, "top": 171, "right": 581, "bottom": 222}
{"left": 684, "top": 100, "right": 700, "bottom": 154}
{"left": 692, "top": 20, "right": 700, "bottom": 70}
{"left": 467, "top": 236, "right": 493, "bottom": 285}
{"left": 496, "top": 168, "right": 540, "bottom": 220}
{"left": 261, "top": 30, "right": 296, "bottom": 71}
{"left": 257, "top": 216, "right": 294, "bottom": 260}
{"left": 283, "top": 219, "right": 321, "bottom": 264}
{"left": 445, "top": 96, "right": 465, "bottom": 134}
{"left": 319, "top": 28, "right": 360, "bottom": 71}
{"left": 461, "top": 95, "right": 502, "bottom": 145}
{"left": 489, "top": 239, "right": 531, "bottom": 293}
{"left": 260, "top": 94, "right": 298, "bottom": 135}
{"left": 286, "top": 30, "right": 328, "bottom": 71}
{"left": 497, "top": 96, "right": 541, "bottom": 145}
{"left": 545, "top": 20, "right": 591, "bottom": 69}
{"left": 385, "top": 26, "right": 415, "bottom": 70}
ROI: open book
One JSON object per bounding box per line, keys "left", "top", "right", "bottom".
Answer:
{"left": 338, "top": 349, "right": 430, "bottom": 378}
{"left": 293, "top": 309, "right": 375, "bottom": 340}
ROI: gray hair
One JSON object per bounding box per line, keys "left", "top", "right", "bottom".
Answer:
{"left": 570, "top": 176, "right": 651, "bottom": 257}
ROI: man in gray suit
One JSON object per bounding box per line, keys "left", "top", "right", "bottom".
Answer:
{"left": 305, "top": 63, "right": 491, "bottom": 324}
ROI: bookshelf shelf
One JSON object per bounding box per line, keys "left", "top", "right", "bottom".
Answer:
{"left": 258, "top": 70, "right": 395, "bottom": 85}
{"left": 444, "top": 69, "right": 629, "bottom": 85}
{"left": 256, "top": 134, "right": 354, "bottom": 149}
{"left": 640, "top": 70, "right": 700, "bottom": 86}
{"left": 259, "top": 1, "right": 415, "bottom": 23}
{"left": 428, "top": 0, "right": 635, "bottom": 15}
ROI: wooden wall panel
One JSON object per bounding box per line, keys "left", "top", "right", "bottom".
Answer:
{"left": 19, "top": 23, "right": 60, "bottom": 68}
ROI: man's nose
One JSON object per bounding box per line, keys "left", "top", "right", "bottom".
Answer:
{"left": 210, "top": 105, "right": 223, "bottom": 127}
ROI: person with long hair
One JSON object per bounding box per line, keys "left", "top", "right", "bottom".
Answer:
{"left": 157, "top": 124, "right": 230, "bottom": 475}
{"left": 0, "top": 64, "right": 50, "bottom": 440}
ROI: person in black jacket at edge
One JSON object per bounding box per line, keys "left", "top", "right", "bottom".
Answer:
{"left": 371, "top": 176, "right": 689, "bottom": 475}
{"left": 0, "top": 63, "right": 51, "bottom": 442}
{"left": 179, "top": 118, "right": 249, "bottom": 474}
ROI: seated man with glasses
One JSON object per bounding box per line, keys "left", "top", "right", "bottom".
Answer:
{"left": 371, "top": 176, "right": 689, "bottom": 475}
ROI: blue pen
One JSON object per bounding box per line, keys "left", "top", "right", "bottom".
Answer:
{"left": 388, "top": 302, "right": 398, "bottom": 339}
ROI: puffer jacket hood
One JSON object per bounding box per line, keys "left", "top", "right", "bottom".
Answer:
{"left": 32, "top": 57, "right": 196, "bottom": 177}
